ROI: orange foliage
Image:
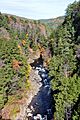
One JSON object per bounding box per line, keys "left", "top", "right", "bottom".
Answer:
{"left": 45, "top": 58, "right": 50, "bottom": 65}
{"left": 40, "top": 47, "right": 45, "bottom": 54}
{"left": 12, "top": 59, "right": 21, "bottom": 70}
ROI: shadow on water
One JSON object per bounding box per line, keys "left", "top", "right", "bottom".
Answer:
{"left": 27, "top": 55, "right": 55, "bottom": 120}
{"left": 28, "top": 86, "right": 53, "bottom": 115}
{"left": 30, "top": 54, "right": 44, "bottom": 68}
{"left": 27, "top": 86, "right": 54, "bottom": 120}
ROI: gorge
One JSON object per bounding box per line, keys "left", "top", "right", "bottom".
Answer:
{"left": 0, "top": 1, "right": 80, "bottom": 119}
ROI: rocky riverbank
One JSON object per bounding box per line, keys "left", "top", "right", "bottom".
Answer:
{"left": 15, "top": 63, "right": 53, "bottom": 120}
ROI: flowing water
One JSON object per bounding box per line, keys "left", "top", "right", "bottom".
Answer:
{"left": 26, "top": 64, "right": 54, "bottom": 120}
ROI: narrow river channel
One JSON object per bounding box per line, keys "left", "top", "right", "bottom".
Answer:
{"left": 26, "top": 59, "right": 54, "bottom": 120}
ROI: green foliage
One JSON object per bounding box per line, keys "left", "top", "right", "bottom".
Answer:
{"left": 0, "top": 12, "right": 52, "bottom": 111}
{"left": 1, "top": 2, "right": 80, "bottom": 119}
{"left": 40, "top": 35, "right": 48, "bottom": 48}
{"left": 48, "top": 1, "right": 80, "bottom": 119}
{"left": 0, "top": 38, "right": 31, "bottom": 109}
{"left": 50, "top": 75, "right": 80, "bottom": 120}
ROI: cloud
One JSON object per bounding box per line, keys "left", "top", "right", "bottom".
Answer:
{"left": 0, "top": 0, "right": 77, "bottom": 19}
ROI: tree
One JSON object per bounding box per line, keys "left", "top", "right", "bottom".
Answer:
{"left": 48, "top": 1, "right": 80, "bottom": 119}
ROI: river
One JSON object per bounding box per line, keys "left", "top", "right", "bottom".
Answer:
{"left": 26, "top": 63, "right": 54, "bottom": 120}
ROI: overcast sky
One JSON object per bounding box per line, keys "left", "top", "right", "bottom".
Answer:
{"left": 0, "top": 0, "right": 78, "bottom": 19}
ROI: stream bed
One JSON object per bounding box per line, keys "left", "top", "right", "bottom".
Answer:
{"left": 26, "top": 64, "right": 54, "bottom": 120}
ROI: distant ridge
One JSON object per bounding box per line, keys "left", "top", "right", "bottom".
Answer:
{"left": 40, "top": 16, "right": 65, "bottom": 29}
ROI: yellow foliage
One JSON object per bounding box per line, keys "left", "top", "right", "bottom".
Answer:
{"left": 26, "top": 33, "right": 28, "bottom": 38}
{"left": 27, "top": 64, "right": 31, "bottom": 72}
{"left": 25, "top": 79, "right": 31, "bottom": 89}
{"left": 26, "top": 64, "right": 31, "bottom": 80}
{"left": 17, "top": 45, "right": 21, "bottom": 49}
{"left": 25, "top": 64, "right": 31, "bottom": 89}
{"left": 22, "top": 40, "right": 26, "bottom": 46}
{"left": 17, "top": 45, "right": 22, "bottom": 54}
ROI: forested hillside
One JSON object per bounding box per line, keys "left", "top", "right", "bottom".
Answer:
{"left": 0, "top": 12, "right": 48, "bottom": 118}
{"left": 40, "top": 16, "right": 64, "bottom": 30}
{"left": 0, "top": 1, "right": 80, "bottom": 120}
{"left": 48, "top": 1, "right": 80, "bottom": 120}
{"left": 0, "top": 12, "right": 64, "bottom": 119}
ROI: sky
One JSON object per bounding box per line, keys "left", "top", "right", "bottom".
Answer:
{"left": 0, "top": 0, "right": 78, "bottom": 20}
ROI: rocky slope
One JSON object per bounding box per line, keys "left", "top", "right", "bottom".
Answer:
{"left": 40, "top": 16, "right": 64, "bottom": 30}
{"left": 15, "top": 63, "right": 53, "bottom": 120}
{"left": 0, "top": 12, "right": 64, "bottom": 119}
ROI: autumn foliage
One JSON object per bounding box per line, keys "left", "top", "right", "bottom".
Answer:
{"left": 22, "top": 40, "right": 26, "bottom": 46}
{"left": 12, "top": 59, "right": 21, "bottom": 70}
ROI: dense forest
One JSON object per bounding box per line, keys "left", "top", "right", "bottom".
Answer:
{"left": 0, "top": 11, "right": 56, "bottom": 119}
{"left": 49, "top": 1, "right": 80, "bottom": 120}
{"left": 0, "top": 1, "right": 80, "bottom": 120}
